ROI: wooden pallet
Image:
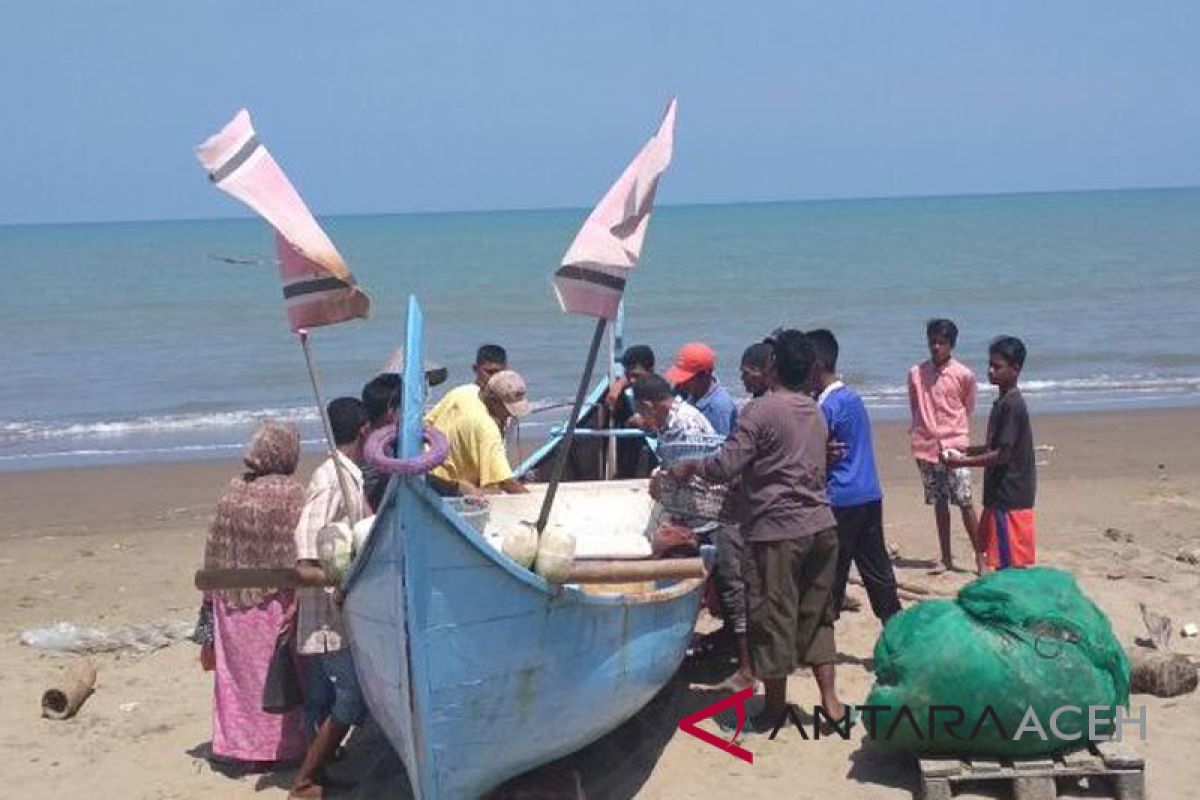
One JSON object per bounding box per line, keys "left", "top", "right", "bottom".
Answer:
{"left": 918, "top": 741, "right": 1145, "bottom": 800}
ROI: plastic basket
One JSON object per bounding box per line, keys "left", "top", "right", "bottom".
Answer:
{"left": 656, "top": 434, "right": 725, "bottom": 466}
{"left": 658, "top": 474, "right": 728, "bottom": 521}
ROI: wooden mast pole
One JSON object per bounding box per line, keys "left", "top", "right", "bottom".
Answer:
{"left": 299, "top": 329, "right": 359, "bottom": 524}
{"left": 535, "top": 318, "right": 606, "bottom": 535}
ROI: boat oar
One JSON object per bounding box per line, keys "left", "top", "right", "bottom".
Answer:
{"left": 195, "top": 557, "right": 704, "bottom": 591}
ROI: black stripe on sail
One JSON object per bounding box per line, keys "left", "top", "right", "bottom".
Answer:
{"left": 554, "top": 265, "right": 626, "bottom": 292}
{"left": 209, "top": 135, "right": 262, "bottom": 183}
{"left": 282, "top": 276, "right": 354, "bottom": 299}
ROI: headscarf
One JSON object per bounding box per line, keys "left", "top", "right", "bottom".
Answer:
{"left": 242, "top": 420, "right": 301, "bottom": 477}
{"left": 203, "top": 421, "right": 305, "bottom": 608}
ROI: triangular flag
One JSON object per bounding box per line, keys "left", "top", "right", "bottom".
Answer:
{"left": 553, "top": 98, "right": 677, "bottom": 320}
{"left": 196, "top": 109, "right": 370, "bottom": 331}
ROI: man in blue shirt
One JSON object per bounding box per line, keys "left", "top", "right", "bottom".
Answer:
{"left": 665, "top": 342, "right": 738, "bottom": 437}
{"left": 809, "top": 329, "right": 901, "bottom": 623}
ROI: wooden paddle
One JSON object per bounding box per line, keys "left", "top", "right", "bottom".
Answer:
{"left": 195, "top": 557, "right": 705, "bottom": 591}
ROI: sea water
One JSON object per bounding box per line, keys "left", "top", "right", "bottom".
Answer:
{"left": 2, "top": 188, "right": 1197, "bottom": 471}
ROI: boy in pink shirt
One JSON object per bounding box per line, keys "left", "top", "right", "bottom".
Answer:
{"left": 907, "top": 319, "right": 984, "bottom": 573}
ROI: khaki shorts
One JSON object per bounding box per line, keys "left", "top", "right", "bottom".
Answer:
{"left": 744, "top": 528, "right": 839, "bottom": 680}
{"left": 917, "top": 460, "right": 973, "bottom": 507}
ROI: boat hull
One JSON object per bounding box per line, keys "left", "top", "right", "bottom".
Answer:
{"left": 345, "top": 478, "right": 702, "bottom": 799}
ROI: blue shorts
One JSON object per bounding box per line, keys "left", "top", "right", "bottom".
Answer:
{"left": 300, "top": 649, "right": 366, "bottom": 733}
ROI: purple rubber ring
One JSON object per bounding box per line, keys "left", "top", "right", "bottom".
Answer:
{"left": 365, "top": 425, "right": 449, "bottom": 475}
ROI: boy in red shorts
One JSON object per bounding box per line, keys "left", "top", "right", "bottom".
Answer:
{"left": 943, "top": 336, "right": 1036, "bottom": 570}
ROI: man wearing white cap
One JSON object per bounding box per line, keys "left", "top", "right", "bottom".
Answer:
{"left": 427, "top": 369, "right": 531, "bottom": 495}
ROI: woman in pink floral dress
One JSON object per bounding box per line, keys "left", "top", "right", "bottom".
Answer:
{"left": 202, "top": 421, "right": 307, "bottom": 766}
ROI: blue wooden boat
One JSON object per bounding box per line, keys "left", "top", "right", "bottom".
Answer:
{"left": 343, "top": 297, "right": 704, "bottom": 799}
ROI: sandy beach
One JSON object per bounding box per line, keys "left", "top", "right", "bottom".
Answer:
{"left": 2, "top": 407, "right": 1198, "bottom": 799}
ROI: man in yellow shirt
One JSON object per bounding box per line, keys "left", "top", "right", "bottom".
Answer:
{"left": 426, "top": 344, "right": 508, "bottom": 421}
{"left": 427, "top": 369, "right": 531, "bottom": 495}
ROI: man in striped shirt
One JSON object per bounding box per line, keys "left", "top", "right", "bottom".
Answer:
{"left": 290, "top": 397, "right": 369, "bottom": 799}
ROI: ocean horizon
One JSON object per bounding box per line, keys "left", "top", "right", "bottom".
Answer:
{"left": 7, "top": 183, "right": 1199, "bottom": 230}
{"left": 2, "top": 186, "right": 1198, "bottom": 472}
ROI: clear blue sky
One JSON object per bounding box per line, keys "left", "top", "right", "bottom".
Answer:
{"left": 3, "top": 1, "right": 1199, "bottom": 224}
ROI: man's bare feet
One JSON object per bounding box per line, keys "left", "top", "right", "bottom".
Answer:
{"left": 816, "top": 694, "right": 845, "bottom": 723}
{"left": 689, "top": 669, "right": 756, "bottom": 694}
{"left": 818, "top": 702, "right": 855, "bottom": 736}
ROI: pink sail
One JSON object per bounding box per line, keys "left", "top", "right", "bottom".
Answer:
{"left": 554, "top": 99, "right": 677, "bottom": 320}
{"left": 196, "top": 109, "right": 370, "bottom": 331}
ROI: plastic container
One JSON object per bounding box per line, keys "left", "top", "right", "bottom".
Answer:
{"left": 501, "top": 526, "right": 538, "bottom": 569}
{"left": 443, "top": 497, "right": 490, "bottom": 534}
{"left": 352, "top": 515, "right": 376, "bottom": 556}
{"left": 535, "top": 528, "right": 577, "bottom": 583}
{"left": 316, "top": 522, "right": 355, "bottom": 581}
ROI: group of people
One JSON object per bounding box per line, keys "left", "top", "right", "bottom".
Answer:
{"left": 200, "top": 392, "right": 377, "bottom": 797}
{"left": 618, "top": 319, "right": 1037, "bottom": 728}
{"left": 198, "top": 344, "right": 543, "bottom": 798}
{"left": 197, "top": 316, "right": 1038, "bottom": 791}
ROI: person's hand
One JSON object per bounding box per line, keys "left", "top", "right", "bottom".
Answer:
{"left": 605, "top": 376, "right": 630, "bottom": 409}
{"left": 627, "top": 413, "right": 646, "bottom": 430}
{"left": 278, "top": 602, "right": 297, "bottom": 639}
{"left": 940, "top": 448, "right": 965, "bottom": 468}
{"left": 826, "top": 440, "right": 847, "bottom": 465}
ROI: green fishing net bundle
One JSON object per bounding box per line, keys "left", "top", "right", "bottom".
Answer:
{"left": 863, "top": 567, "right": 1131, "bottom": 757}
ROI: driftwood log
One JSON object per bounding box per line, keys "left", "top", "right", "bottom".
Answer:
{"left": 1128, "top": 646, "right": 1198, "bottom": 697}
{"left": 195, "top": 558, "right": 705, "bottom": 592}
{"left": 42, "top": 660, "right": 97, "bottom": 720}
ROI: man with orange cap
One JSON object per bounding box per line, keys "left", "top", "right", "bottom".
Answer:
{"left": 665, "top": 342, "right": 738, "bottom": 438}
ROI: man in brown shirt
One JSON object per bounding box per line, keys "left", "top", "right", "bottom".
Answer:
{"left": 672, "top": 330, "right": 847, "bottom": 729}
